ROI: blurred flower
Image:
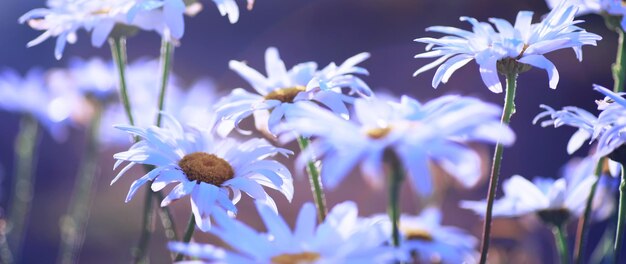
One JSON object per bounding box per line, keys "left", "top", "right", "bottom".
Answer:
{"left": 215, "top": 47, "right": 371, "bottom": 135}
{"left": 277, "top": 95, "right": 514, "bottom": 196}
{"left": 368, "top": 207, "right": 478, "bottom": 263}
{"left": 563, "top": 157, "right": 616, "bottom": 221}
{"left": 49, "top": 57, "right": 118, "bottom": 102}
{"left": 0, "top": 68, "right": 79, "bottom": 141}
{"left": 545, "top": 0, "right": 626, "bottom": 30}
{"left": 112, "top": 115, "right": 293, "bottom": 231}
{"left": 169, "top": 201, "right": 402, "bottom": 263}
{"left": 19, "top": 0, "right": 185, "bottom": 59}
{"left": 414, "top": 1, "right": 601, "bottom": 93}
{"left": 461, "top": 173, "right": 595, "bottom": 225}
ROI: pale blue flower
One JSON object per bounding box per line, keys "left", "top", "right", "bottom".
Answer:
{"left": 215, "top": 47, "right": 371, "bottom": 135}
{"left": 112, "top": 115, "right": 293, "bottom": 231}
{"left": 19, "top": 0, "right": 185, "bottom": 59}
{"left": 0, "top": 68, "right": 77, "bottom": 141}
{"left": 169, "top": 201, "right": 402, "bottom": 263}
{"left": 563, "top": 157, "right": 616, "bottom": 221}
{"left": 277, "top": 96, "right": 514, "bottom": 196}
{"left": 461, "top": 173, "right": 595, "bottom": 219}
{"left": 414, "top": 1, "right": 601, "bottom": 93}
{"left": 546, "top": 0, "right": 626, "bottom": 30}
{"left": 49, "top": 57, "right": 118, "bottom": 102}
{"left": 533, "top": 104, "right": 599, "bottom": 154}
{"left": 534, "top": 84, "right": 626, "bottom": 158}
{"left": 368, "top": 207, "right": 478, "bottom": 263}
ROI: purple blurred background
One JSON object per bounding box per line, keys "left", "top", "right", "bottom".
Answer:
{"left": 0, "top": 0, "right": 618, "bottom": 263}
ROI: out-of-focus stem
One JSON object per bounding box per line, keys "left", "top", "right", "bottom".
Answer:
{"left": 5, "top": 115, "right": 39, "bottom": 263}
{"left": 573, "top": 157, "right": 604, "bottom": 264}
{"left": 58, "top": 104, "right": 103, "bottom": 264}
{"left": 386, "top": 150, "right": 404, "bottom": 247}
{"left": 613, "top": 29, "right": 626, "bottom": 93}
{"left": 173, "top": 215, "right": 196, "bottom": 262}
{"left": 554, "top": 225, "right": 570, "bottom": 264}
{"left": 614, "top": 166, "right": 626, "bottom": 263}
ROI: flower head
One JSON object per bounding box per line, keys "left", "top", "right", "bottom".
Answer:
{"left": 277, "top": 95, "right": 514, "bottom": 196}
{"left": 112, "top": 115, "right": 293, "bottom": 231}
{"left": 0, "top": 68, "right": 78, "bottom": 141}
{"left": 461, "top": 171, "right": 595, "bottom": 226}
{"left": 215, "top": 47, "right": 371, "bottom": 135}
{"left": 369, "top": 207, "right": 478, "bottom": 263}
{"left": 414, "top": 1, "right": 601, "bottom": 93}
{"left": 545, "top": 0, "right": 626, "bottom": 30}
{"left": 534, "top": 84, "right": 626, "bottom": 159}
{"left": 19, "top": 0, "right": 186, "bottom": 59}
{"left": 169, "top": 201, "right": 402, "bottom": 263}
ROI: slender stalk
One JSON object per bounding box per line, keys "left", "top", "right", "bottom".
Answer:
{"left": 573, "top": 157, "right": 604, "bottom": 264}
{"left": 613, "top": 29, "right": 626, "bottom": 93}
{"left": 109, "top": 37, "right": 134, "bottom": 127}
{"left": 173, "top": 215, "right": 196, "bottom": 262}
{"left": 155, "top": 191, "right": 178, "bottom": 241}
{"left": 554, "top": 225, "right": 570, "bottom": 264}
{"left": 132, "top": 190, "right": 155, "bottom": 264}
{"left": 614, "top": 166, "right": 626, "bottom": 263}
{"left": 155, "top": 39, "right": 173, "bottom": 127}
{"left": 5, "top": 115, "right": 39, "bottom": 263}
{"left": 296, "top": 136, "right": 328, "bottom": 221}
{"left": 58, "top": 104, "right": 103, "bottom": 264}
{"left": 385, "top": 150, "right": 404, "bottom": 247}
{"left": 478, "top": 72, "right": 518, "bottom": 264}
{"left": 591, "top": 213, "right": 616, "bottom": 264}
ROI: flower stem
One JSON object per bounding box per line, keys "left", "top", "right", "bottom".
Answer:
{"left": 110, "top": 37, "right": 178, "bottom": 263}
{"left": 173, "top": 215, "right": 196, "bottom": 262}
{"left": 58, "top": 104, "right": 103, "bottom": 264}
{"left": 385, "top": 150, "right": 404, "bottom": 247}
{"left": 155, "top": 39, "right": 173, "bottom": 127}
{"left": 478, "top": 71, "right": 518, "bottom": 264}
{"left": 5, "top": 114, "right": 39, "bottom": 263}
{"left": 613, "top": 29, "right": 626, "bottom": 93}
{"left": 109, "top": 37, "right": 135, "bottom": 127}
{"left": 614, "top": 165, "right": 626, "bottom": 263}
{"left": 554, "top": 224, "right": 570, "bottom": 264}
{"left": 573, "top": 157, "right": 604, "bottom": 264}
{"left": 296, "top": 136, "right": 328, "bottom": 221}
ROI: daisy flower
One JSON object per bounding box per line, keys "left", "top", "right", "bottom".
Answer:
{"left": 545, "top": 0, "right": 626, "bottom": 30}
{"left": 368, "top": 207, "right": 478, "bottom": 263}
{"left": 563, "top": 157, "right": 617, "bottom": 221}
{"left": 413, "top": 0, "right": 601, "bottom": 93}
{"left": 0, "top": 68, "right": 79, "bottom": 141}
{"left": 215, "top": 47, "right": 371, "bottom": 135}
{"left": 19, "top": 0, "right": 185, "bottom": 59}
{"left": 169, "top": 201, "right": 402, "bottom": 263}
{"left": 461, "top": 173, "right": 595, "bottom": 226}
{"left": 534, "top": 84, "right": 626, "bottom": 160}
{"left": 277, "top": 96, "right": 515, "bottom": 196}
{"left": 112, "top": 115, "right": 293, "bottom": 231}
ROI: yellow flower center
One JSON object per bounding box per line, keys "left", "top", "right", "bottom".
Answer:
{"left": 366, "top": 127, "right": 392, "bottom": 139}
{"left": 402, "top": 227, "right": 434, "bottom": 242}
{"left": 271, "top": 252, "right": 321, "bottom": 264}
{"left": 178, "top": 152, "right": 234, "bottom": 186}
{"left": 91, "top": 8, "right": 112, "bottom": 15}
{"left": 264, "top": 86, "right": 306, "bottom": 103}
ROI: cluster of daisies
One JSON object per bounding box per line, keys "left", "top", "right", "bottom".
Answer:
{"left": 7, "top": 0, "right": 626, "bottom": 263}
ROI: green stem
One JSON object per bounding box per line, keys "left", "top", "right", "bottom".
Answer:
{"left": 109, "top": 37, "right": 134, "bottom": 127}
{"left": 479, "top": 72, "right": 518, "bottom": 264}
{"left": 155, "top": 39, "right": 173, "bottom": 127}
{"left": 173, "top": 215, "right": 196, "bottom": 262}
{"left": 613, "top": 29, "right": 626, "bottom": 93}
{"left": 614, "top": 165, "right": 626, "bottom": 264}
{"left": 58, "top": 104, "right": 103, "bottom": 264}
{"left": 132, "top": 190, "right": 155, "bottom": 264}
{"left": 155, "top": 192, "right": 178, "bottom": 241}
{"left": 385, "top": 150, "right": 404, "bottom": 247}
{"left": 296, "top": 136, "right": 328, "bottom": 221}
{"left": 591, "top": 212, "right": 616, "bottom": 264}
{"left": 573, "top": 157, "right": 604, "bottom": 264}
{"left": 554, "top": 225, "right": 571, "bottom": 264}
{"left": 5, "top": 115, "right": 39, "bottom": 263}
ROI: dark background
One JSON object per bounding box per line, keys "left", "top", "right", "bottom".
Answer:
{"left": 0, "top": 0, "right": 617, "bottom": 263}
